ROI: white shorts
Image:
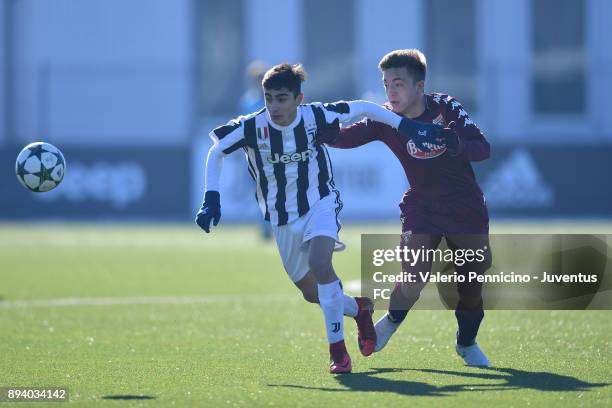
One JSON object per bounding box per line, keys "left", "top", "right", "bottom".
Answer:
{"left": 273, "top": 193, "right": 345, "bottom": 283}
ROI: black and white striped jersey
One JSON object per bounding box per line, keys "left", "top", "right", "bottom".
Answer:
{"left": 206, "top": 100, "right": 402, "bottom": 226}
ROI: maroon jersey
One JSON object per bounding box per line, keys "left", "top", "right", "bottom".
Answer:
{"left": 329, "top": 93, "right": 490, "bottom": 232}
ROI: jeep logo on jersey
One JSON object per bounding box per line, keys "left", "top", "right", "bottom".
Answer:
{"left": 407, "top": 138, "right": 447, "bottom": 159}
{"left": 268, "top": 148, "right": 314, "bottom": 164}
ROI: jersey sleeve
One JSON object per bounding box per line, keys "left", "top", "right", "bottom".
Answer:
{"left": 328, "top": 119, "right": 384, "bottom": 149}
{"left": 444, "top": 97, "right": 490, "bottom": 162}
{"left": 204, "top": 143, "right": 224, "bottom": 192}
{"left": 209, "top": 116, "right": 247, "bottom": 155}
{"left": 313, "top": 100, "right": 402, "bottom": 129}
{"left": 204, "top": 116, "right": 247, "bottom": 193}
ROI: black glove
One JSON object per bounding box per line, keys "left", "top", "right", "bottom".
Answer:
{"left": 195, "top": 190, "right": 221, "bottom": 233}
{"left": 315, "top": 118, "right": 340, "bottom": 145}
{"left": 398, "top": 117, "right": 444, "bottom": 153}
{"left": 435, "top": 121, "right": 461, "bottom": 156}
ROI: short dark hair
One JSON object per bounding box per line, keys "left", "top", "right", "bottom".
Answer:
{"left": 378, "top": 49, "right": 427, "bottom": 83}
{"left": 262, "top": 63, "right": 306, "bottom": 97}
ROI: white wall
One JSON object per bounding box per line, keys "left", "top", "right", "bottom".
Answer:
{"left": 478, "top": 0, "right": 612, "bottom": 142}
{"left": 355, "top": 0, "right": 424, "bottom": 102}
{"left": 478, "top": 0, "right": 530, "bottom": 140}
{"left": 244, "top": 0, "right": 302, "bottom": 66}
{"left": 11, "top": 0, "right": 192, "bottom": 146}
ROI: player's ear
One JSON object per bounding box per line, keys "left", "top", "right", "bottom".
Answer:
{"left": 415, "top": 80, "right": 425, "bottom": 94}
{"left": 296, "top": 93, "right": 304, "bottom": 104}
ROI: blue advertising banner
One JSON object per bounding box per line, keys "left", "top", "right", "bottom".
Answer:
{"left": 474, "top": 146, "right": 612, "bottom": 217}
{"left": 1, "top": 146, "right": 190, "bottom": 220}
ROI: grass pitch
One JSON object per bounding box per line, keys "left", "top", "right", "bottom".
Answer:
{"left": 0, "top": 221, "right": 611, "bottom": 407}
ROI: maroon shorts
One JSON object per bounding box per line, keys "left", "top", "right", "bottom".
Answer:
{"left": 396, "top": 194, "right": 492, "bottom": 306}
{"left": 399, "top": 194, "right": 489, "bottom": 234}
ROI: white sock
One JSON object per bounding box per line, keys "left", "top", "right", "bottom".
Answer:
{"left": 343, "top": 295, "right": 358, "bottom": 318}
{"left": 374, "top": 312, "right": 401, "bottom": 352}
{"left": 318, "top": 280, "right": 345, "bottom": 344}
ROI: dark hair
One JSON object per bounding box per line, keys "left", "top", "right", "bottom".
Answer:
{"left": 378, "top": 49, "right": 427, "bottom": 83}
{"left": 262, "top": 63, "right": 306, "bottom": 97}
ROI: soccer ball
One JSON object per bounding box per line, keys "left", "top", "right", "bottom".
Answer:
{"left": 15, "top": 142, "right": 66, "bottom": 192}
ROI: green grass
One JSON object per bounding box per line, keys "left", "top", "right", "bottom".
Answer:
{"left": 0, "top": 222, "right": 611, "bottom": 407}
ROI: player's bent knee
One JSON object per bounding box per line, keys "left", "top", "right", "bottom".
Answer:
{"left": 301, "top": 290, "right": 319, "bottom": 304}
{"left": 307, "top": 253, "right": 333, "bottom": 276}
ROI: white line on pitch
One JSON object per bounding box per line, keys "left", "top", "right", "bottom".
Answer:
{"left": 344, "top": 279, "right": 362, "bottom": 294}
{"left": 0, "top": 293, "right": 296, "bottom": 309}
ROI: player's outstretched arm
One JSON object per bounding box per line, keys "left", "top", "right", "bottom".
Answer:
{"left": 195, "top": 143, "right": 223, "bottom": 233}
{"left": 195, "top": 116, "right": 247, "bottom": 234}
{"left": 318, "top": 118, "right": 382, "bottom": 150}
{"left": 321, "top": 100, "right": 443, "bottom": 152}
